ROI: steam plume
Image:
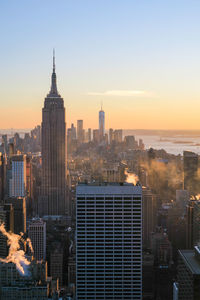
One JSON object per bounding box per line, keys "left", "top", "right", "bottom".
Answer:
{"left": 125, "top": 169, "right": 139, "bottom": 185}
{"left": 0, "top": 224, "right": 33, "bottom": 276}
{"left": 191, "top": 194, "right": 200, "bottom": 200}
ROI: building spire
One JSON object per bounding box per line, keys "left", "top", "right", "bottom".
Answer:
{"left": 48, "top": 49, "right": 59, "bottom": 97}
{"left": 53, "top": 48, "right": 55, "bottom": 73}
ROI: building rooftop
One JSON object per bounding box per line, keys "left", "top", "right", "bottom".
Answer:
{"left": 77, "top": 182, "right": 142, "bottom": 195}
{"left": 78, "top": 182, "right": 140, "bottom": 186}
{"left": 179, "top": 248, "right": 200, "bottom": 275}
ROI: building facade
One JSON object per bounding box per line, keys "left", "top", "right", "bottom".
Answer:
{"left": 28, "top": 218, "right": 46, "bottom": 261}
{"left": 183, "top": 151, "right": 198, "bottom": 193}
{"left": 9, "top": 155, "right": 26, "bottom": 198}
{"left": 5, "top": 197, "right": 26, "bottom": 234}
{"left": 99, "top": 108, "right": 105, "bottom": 141}
{"left": 77, "top": 120, "right": 84, "bottom": 144}
{"left": 40, "top": 53, "right": 67, "bottom": 216}
{"left": 177, "top": 247, "right": 200, "bottom": 300}
{"left": 76, "top": 183, "right": 142, "bottom": 300}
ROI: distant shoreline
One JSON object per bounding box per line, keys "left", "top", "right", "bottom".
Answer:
{"left": 1, "top": 128, "right": 200, "bottom": 138}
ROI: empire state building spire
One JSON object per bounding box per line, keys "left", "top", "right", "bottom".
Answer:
{"left": 40, "top": 51, "right": 67, "bottom": 216}
{"left": 48, "top": 49, "right": 59, "bottom": 97}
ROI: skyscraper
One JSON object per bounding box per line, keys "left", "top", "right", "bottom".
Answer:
{"left": 99, "top": 104, "right": 105, "bottom": 142}
{"left": 9, "top": 155, "right": 26, "bottom": 198}
{"left": 71, "top": 123, "right": 76, "bottom": 140}
{"left": 77, "top": 120, "right": 84, "bottom": 144}
{"left": 39, "top": 52, "right": 67, "bottom": 216}
{"left": 176, "top": 246, "right": 200, "bottom": 299}
{"left": 183, "top": 151, "right": 198, "bottom": 193}
{"left": 76, "top": 182, "right": 142, "bottom": 300}
{"left": 5, "top": 197, "right": 26, "bottom": 234}
{"left": 28, "top": 218, "right": 46, "bottom": 261}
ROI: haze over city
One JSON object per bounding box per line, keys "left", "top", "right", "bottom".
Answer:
{"left": 1, "top": 0, "right": 200, "bottom": 129}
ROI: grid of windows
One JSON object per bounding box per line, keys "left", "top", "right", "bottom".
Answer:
{"left": 9, "top": 159, "right": 26, "bottom": 197}
{"left": 28, "top": 219, "right": 46, "bottom": 261}
{"left": 76, "top": 185, "right": 142, "bottom": 300}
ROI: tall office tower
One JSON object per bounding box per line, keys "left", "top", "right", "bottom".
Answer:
{"left": 50, "top": 242, "right": 63, "bottom": 286}
{"left": 186, "top": 200, "right": 195, "bottom": 249}
{"left": 183, "top": 151, "right": 198, "bottom": 193}
{"left": 76, "top": 182, "right": 142, "bottom": 300}
{"left": 176, "top": 246, "right": 200, "bottom": 300}
{"left": 8, "top": 143, "right": 14, "bottom": 157}
{"left": 28, "top": 218, "right": 46, "bottom": 261}
{"left": 77, "top": 120, "right": 84, "bottom": 144}
{"left": 26, "top": 155, "right": 33, "bottom": 199}
{"left": 142, "top": 252, "right": 155, "bottom": 299}
{"left": 142, "top": 187, "right": 157, "bottom": 248}
{"left": 71, "top": 123, "right": 76, "bottom": 140}
{"left": 192, "top": 200, "right": 200, "bottom": 247}
{"left": 5, "top": 197, "right": 26, "bottom": 234}
{"left": 2, "top": 135, "right": 8, "bottom": 154}
{"left": 93, "top": 129, "right": 99, "bottom": 144}
{"left": 67, "top": 128, "right": 73, "bottom": 155}
{"left": 114, "top": 129, "right": 123, "bottom": 143}
{"left": 99, "top": 105, "right": 105, "bottom": 141}
{"left": 176, "top": 189, "right": 189, "bottom": 210}
{"left": 87, "top": 128, "right": 92, "bottom": 142}
{"left": 40, "top": 53, "right": 67, "bottom": 216}
{"left": 109, "top": 128, "right": 114, "bottom": 144}
{"left": 9, "top": 154, "right": 26, "bottom": 197}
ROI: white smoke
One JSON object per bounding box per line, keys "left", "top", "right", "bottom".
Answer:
{"left": 125, "top": 169, "right": 139, "bottom": 185}
{"left": 0, "top": 224, "right": 33, "bottom": 276}
{"left": 191, "top": 194, "right": 200, "bottom": 200}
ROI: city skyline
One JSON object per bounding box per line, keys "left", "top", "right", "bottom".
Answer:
{"left": 1, "top": 1, "right": 200, "bottom": 129}
{"left": 1, "top": 2, "right": 200, "bottom": 299}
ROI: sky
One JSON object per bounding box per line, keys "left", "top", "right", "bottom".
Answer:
{"left": 1, "top": 0, "right": 200, "bottom": 130}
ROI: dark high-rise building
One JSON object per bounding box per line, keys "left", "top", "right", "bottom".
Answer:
{"left": 186, "top": 200, "right": 195, "bottom": 249}
{"left": 176, "top": 246, "right": 200, "bottom": 300}
{"left": 28, "top": 218, "right": 46, "bottom": 261}
{"left": 5, "top": 197, "right": 26, "bottom": 234}
{"left": 109, "top": 128, "right": 114, "bottom": 144}
{"left": 190, "top": 200, "right": 200, "bottom": 248}
{"left": 71, "top": 123, "right": 76, "bottom": 140}
{"left": 3, "top": 203, "right": 14, "bottom": 232}
{"left": 183, "top": 151, "right": 198, "bottom": 193}
{"left": 142, "top": 187, "right": 157, "bottom": 248}
{"left": 39, "top": 52, "right": 67, "bottom": 216}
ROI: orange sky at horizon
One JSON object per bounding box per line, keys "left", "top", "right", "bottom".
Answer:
{"left": 1, "top": 93, "right": 200, "bottom": 130}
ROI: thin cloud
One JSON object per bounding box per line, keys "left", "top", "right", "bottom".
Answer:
{"left": 87, "top": 90, "right": 154, "bottom": 97}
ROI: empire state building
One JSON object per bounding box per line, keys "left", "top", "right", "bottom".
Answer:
{"left": 39, "top": 52, "right": 67, "bottom": 216}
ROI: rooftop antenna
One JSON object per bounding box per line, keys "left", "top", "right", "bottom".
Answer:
{"left": 53, "top": 48, "right": 55, "bottom": 72}
{"left": 101, "top": 100, "right": 103, "bottom": 111}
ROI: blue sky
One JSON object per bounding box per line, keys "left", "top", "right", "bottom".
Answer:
{"left": 1, "top": 0, "right": 200, "bottom": 129}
